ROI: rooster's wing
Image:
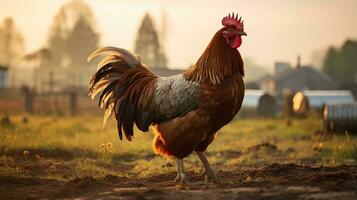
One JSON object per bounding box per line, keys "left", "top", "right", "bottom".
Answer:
{"left": 88, "top": 47, "right": 199, "bottom": 141}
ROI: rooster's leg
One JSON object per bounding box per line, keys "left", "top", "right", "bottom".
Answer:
{"left": 174, "top": 158, "right": 194, "bottom": 187}
{"left": 196, "top": 151, "right": 227, "bottom": 185}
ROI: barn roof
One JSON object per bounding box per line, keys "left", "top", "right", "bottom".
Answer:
{"left": 273, "top": 66, "right": 333, "bottom": 83}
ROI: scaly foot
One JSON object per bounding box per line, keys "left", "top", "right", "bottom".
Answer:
{"left": 175, "top": 174, "right": 197, "bottom": 188}
{"left": 199, "top": 169, "right": 230, "bottom": 185}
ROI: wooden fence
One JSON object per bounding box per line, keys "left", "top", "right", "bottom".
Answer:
{"left": 0, "top": 88, "right": 100, "bottom": 115}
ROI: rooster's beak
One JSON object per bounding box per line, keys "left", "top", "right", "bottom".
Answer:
{"left": 239, "top": 31, "right": 247, "bottom": 36}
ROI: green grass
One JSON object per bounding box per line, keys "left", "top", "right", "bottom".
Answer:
{"left": 0, "top": 114, "right": 356, "bottom": 181}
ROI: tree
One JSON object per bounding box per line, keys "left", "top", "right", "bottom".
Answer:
{"left": 66, "top": 17, "right": 99, "bottom": 68}
{"left": 336, "top": 40, "right": 357, "bottom": 82}
{"left": 322, "top": 47, "right": 338, "bottom": 78}
{"left": 46, "top": 0, "right": 98, "bottom": 68}
{"left": 158, "top": 9, "right": 168, "bottom": 68}
{"left": 322, "top": 40, "right": 357, "bottom": 83}
{"left": 0, "top": 17, "right": 25, "bottom": 67}
{"left": 46, "top": 19, "right": 67, "bottom": 68}
{"left": 134, "top": 13, "right": 167, "bottom": 68}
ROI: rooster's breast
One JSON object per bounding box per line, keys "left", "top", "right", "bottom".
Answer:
{"left": 199, "top": 74, "right": 245, "bottom": 132}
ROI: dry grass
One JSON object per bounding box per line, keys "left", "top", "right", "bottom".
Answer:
{"left": 0, "top": 114, "right": 356, "bottom": 181}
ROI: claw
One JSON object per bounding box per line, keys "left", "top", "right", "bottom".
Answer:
{"left": 175, "top": 158, "right": 200, "bottom": 189}
{"left": 199, "top": 169, "right": 229, "bottom": 185}
{"left": 175, "top": 174, "right": 198, "bottom": 189}
{"left": 199, "top": 169, "right": 206, "bottom": 178}
{"left": 196, "top": 152, "right": 232, "bottom": 185}
{"left": 210, "top": 176, "right": 230, "bottom": 185}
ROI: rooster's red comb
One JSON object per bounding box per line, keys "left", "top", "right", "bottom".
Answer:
{"left": 222, "top": 12, "right": 244, "bottom": 30}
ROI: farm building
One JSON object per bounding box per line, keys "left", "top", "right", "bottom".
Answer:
{"left": 261, "top": 65, "right": 337, "bottom": 96}
{"left": 0, "top": 65, "right": 9, "bottom": 88}
{"left": 241, "top": 89, "right": 278, "bottom": 117}
{"left": 242, "top": 90, "right": 265, "bottom": 108}
{"left": 293, "top": 90, "right": 355, "bottom": 109}
{"left": 9, "top": 65, "right": 34, "bottom": 88}
{"left": 292, "top": 90, "right": 355, "bottom": 116}
{"left": 34, "top": 66, "right": 95, "bottom": 92}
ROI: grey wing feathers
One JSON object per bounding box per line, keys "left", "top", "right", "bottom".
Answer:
{"left": 88, "top": 46, "right": 200, "bottom": 141}
{"left": 152, "top": 74, "right": 200, "bottom": 119}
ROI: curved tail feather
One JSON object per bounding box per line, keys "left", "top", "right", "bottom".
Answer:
{"left": 88, "top": 47, "right": 158, "bottom": 141}
{"left": 87, "top": 46, "right": 140, "bottom": 67}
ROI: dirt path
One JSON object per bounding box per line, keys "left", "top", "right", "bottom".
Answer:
{"left": 1, "top": 163, "right": 356, "bottom": 200}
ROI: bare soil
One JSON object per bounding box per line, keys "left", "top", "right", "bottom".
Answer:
{"left": 1, "top": 163, "right": 356, "bottom": 200}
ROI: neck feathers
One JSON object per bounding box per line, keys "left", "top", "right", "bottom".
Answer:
{"left": 183, "top": 29, "right": 244, "bottom": 85}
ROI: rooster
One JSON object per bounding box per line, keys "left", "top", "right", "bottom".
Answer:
{"left": 88, "top": 13, "right": 246, "bottom": 186}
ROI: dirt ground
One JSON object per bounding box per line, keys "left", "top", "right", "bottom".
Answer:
{"left": 1, "top": 163, "right": 356, "bottom": 200}
{"left": 1, "top": 116, "right": 357, "bottom": 199}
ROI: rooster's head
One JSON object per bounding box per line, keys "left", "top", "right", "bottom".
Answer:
{"left": 222, "top": 13, "right": 247, "bottom": 48}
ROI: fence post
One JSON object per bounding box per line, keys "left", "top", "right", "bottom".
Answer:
{"left": 283, "top": 91, "right": 294, "bottom": 126}
{"left": 22, "top": 86, "right": 33, "bottom": 114}
{"left": 69, "top": 91, "right": 77, "bottom": 115}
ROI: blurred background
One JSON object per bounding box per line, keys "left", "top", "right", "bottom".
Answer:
{"left": 0, "top": 0, "right": 356, "bottom": 117}
{"left": 0, "top": 1, "right": 357, "bottom": 198}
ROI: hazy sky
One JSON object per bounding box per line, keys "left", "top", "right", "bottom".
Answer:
{"left": 1, "top": 0, "right": 357, "bottom": 71}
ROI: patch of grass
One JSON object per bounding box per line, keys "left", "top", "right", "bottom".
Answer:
{"left": 74, "top": 158, "right": 126, "bottom": 178}
{"left": 320, "top": 132, "right": 357, "bottom": 165}
{"left": 0, "top": 114, "right": 356, "bottom": 181}
{"left": 132, "top": 157, "right": 175, "bottom": 177}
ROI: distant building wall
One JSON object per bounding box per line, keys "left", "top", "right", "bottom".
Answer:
{"left": 0, "top": 66, "right": 9, "bottom": 88}
{"left": 34, "top": 66, "right": 96, "bottom": 92}
{"left": 9, "top": 66, "right": 34, "bottom": 88}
